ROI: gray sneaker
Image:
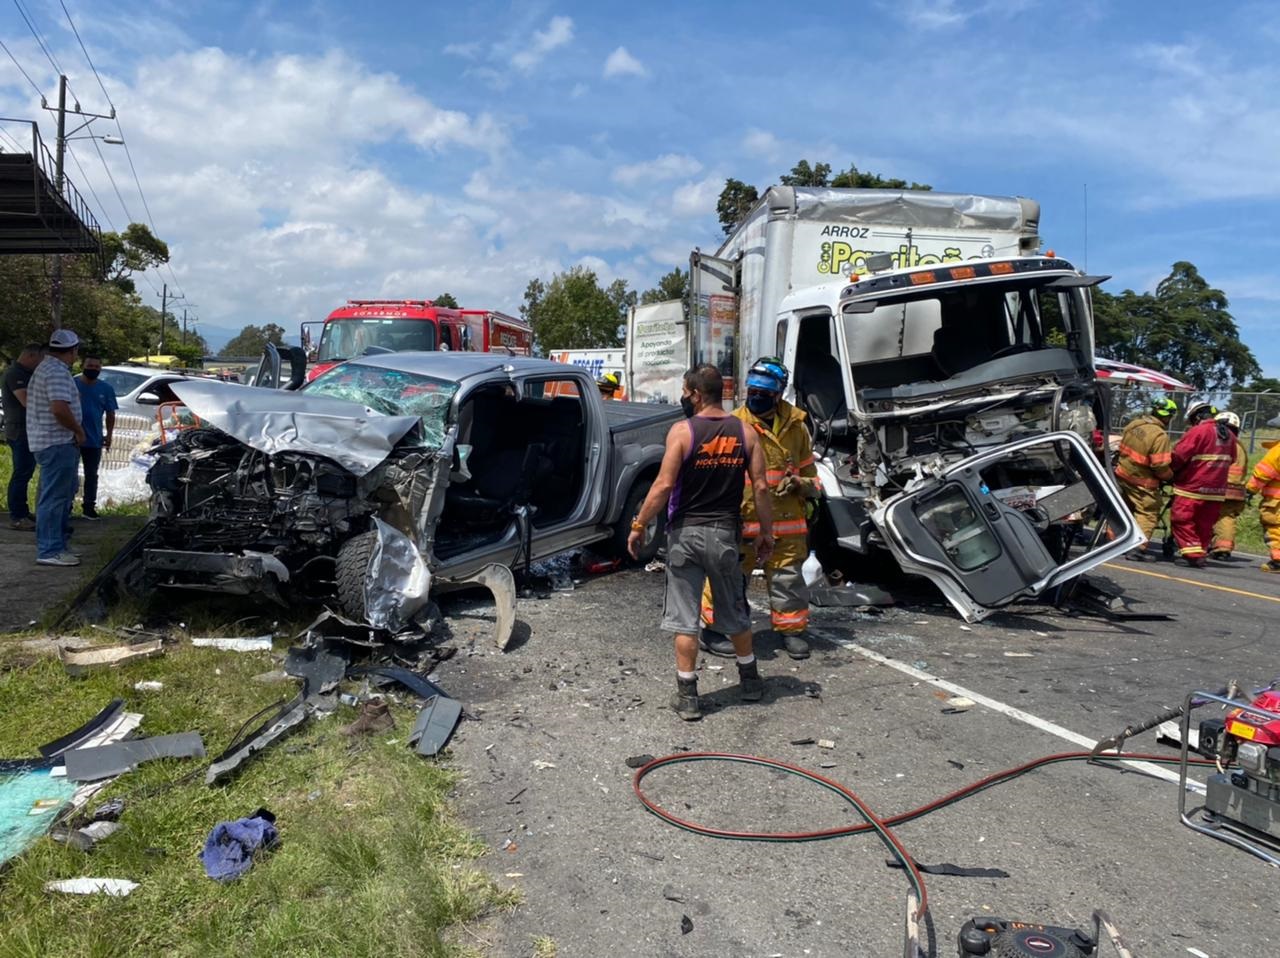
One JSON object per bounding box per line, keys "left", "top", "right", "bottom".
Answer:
{"left": 672, "top": 678, "right": 702, "bottom": 721}
{"left": 37, "top": 551, "right": 80, "bottom": 567}
{"left": 737, "top": 661, "right": 765, "bottom": 702}
{"left": 781, "top": 632, "right": 811, "bottom": 660}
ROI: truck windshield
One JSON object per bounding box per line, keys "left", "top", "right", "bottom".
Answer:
{"left": 305, "top": 363, "right": 458, "bottom": 447}
{"left": 316, "top": 318, "right": 438, "bottom": 362}
{"left": 841, "top": 277, "right": 1086, "bottom": 390}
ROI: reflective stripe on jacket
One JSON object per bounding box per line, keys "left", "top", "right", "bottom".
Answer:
{"left": 1114, "top": 415, "right": 1173, "bottom": 491}
{"left": 1247, "top": 443, "right": 1280, "bottom": 500}
{"left": 1171, "top": 420, "right": 1234, "bottom": 500}
{"left": 736, "top": 399, "right": 818, "bottom": 539}
{"left": 1224, "top": 439, "right": 1248, "bottom": 501}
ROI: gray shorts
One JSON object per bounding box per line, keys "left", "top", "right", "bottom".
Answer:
{"left": 660, "top": 520, "right": 751, "bottom": 637}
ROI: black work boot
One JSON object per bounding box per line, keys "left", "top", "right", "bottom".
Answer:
{"left": 780, "top": 631, "right": 811, "bottom": 660}
{"left": 737, "top": 660, "right": 764, "bottom": 702}
{"left": 698, "top": 627, "right": 736, "bottom": 658}
{"left": 672, "top": 678, "right": 702, "bottom": 721}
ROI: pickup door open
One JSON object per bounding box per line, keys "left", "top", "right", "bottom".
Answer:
{"left": 875, "top": 431, "right": 1142, "bottom": 622}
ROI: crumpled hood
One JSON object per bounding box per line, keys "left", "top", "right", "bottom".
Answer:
{"left": 170, "top": 379, "right": 421, "bottom": 477}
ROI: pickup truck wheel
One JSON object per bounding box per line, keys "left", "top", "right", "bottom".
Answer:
{"left": 335, "top": 530, "right": 377, "bottom": 621}
{"left": 607, "top": 479, "right": 666, "bottom": 565}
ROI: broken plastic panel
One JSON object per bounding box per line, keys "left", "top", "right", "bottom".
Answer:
{"left": 365, "top": 519, "right": 432, "bottom": 633}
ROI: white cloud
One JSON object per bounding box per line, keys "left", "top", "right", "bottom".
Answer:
{"left": 443, "top": 41, "right": 482, "bottom": 59}
{"left": 891, "top": 0, "right": 1036, "bottom": 29}
{"left": 512, "top": 16, "right": 574, "bottom": 72}
{"left": 603, "top": 46, "right": 647, "bottom": 78}
{"left": 671, "top": 176, "right": 723, "bottom": 217}
{"left": 741, "top": 128, "right": 781, "bottom": 160}
{"left": 570, "top": 82, "right": 589, "bottom": 98}
{"left": 613, "top": 153, "right": 703, "bottom": 186}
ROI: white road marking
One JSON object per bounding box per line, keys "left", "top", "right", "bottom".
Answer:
{"left": 817, "top": 631, "right": 1206, "bottom": 794}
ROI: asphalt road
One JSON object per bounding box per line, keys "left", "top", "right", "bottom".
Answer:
{"left": 439, "top": 550, "right": 1279, "bottom": 957}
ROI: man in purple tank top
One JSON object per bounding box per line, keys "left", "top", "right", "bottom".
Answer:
{"left": 628, "top": 364, "right": 774, "bottom": 720}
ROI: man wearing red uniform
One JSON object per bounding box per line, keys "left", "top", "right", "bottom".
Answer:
{"left": 1169, "top": 402, "right": 1234, "bottom": 567}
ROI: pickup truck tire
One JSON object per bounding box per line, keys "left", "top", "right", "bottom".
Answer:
{"left": 606, "top": 478, "right": 666, "bottom": 565}
{"left": 335, "top": 530, "right": 377, "bottom": 621}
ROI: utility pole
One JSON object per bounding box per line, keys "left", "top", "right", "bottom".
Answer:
{"left": 159, "top": 283, "right": 168, "bottom": 354}
{"left": 51, "top": 75, "right": 67, "bottom": 329}
{"left": 43, "top": 76, "right": 117, "bottom": 329}
{"left": 182, "top": 308, "right": 188, "bottom": 347}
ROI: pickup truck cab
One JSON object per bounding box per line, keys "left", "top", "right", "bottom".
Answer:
{"left": 142, "top": 353, "right": 678, "bottom": 629}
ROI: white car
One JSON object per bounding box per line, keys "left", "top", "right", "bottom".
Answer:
{"left": 96, "top": 366, "right": 189, "bottom": 421}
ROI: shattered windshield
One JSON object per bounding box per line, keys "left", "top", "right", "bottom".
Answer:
{"left": 841, "top": 277, "right": 1085, "bottom": 389}
{"left": 305, "top": 363, "right": 458, "bottom": 447}
{"left": 316, "top": 318, "right": 438, "bottom": 362}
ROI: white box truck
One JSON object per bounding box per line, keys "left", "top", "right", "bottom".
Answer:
{"left": 627, "top": 186, "right": 1142, "bottom": 620}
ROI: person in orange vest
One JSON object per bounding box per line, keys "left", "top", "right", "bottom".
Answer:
{"left": 701, "top": 358, "right": 821, "bottom": 660}
{"left": 1169, "top": 401, "right": 1234, "bottom": 567}
{"left": 1246, "top": 438, "right": 1280, "bottom": 573}
{"left": 1113, "top": 397, "right": 1177, "bottom": 560}
{"left": 1209, "top": 411, "right": 1248, "bottom": 559}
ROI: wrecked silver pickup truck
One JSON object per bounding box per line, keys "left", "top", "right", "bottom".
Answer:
{"left": 128, "top": 353, "right": 678, "bottom": 633}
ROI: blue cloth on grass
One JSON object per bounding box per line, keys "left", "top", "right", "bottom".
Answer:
{"left": 200, "top": 808, "right": 278, "bottom": 882}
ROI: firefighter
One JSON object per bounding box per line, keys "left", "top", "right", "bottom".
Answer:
{"left": 1209, "top": 411, "right": 1248, "bottom": 559}
{"left": 596, "top": 371, "right": 622, "bottom": 400}
{"left": 1114, "top": 397, "right": 1177, "bottom": 559}
{"left": 700, "top": 358, "right": 821, "bottom": 660}
{"left": 1169, "top": 401, "right": 1234, "bottom": 567}
{"left": 1246, "top": 439, "right": 1280, "bottom": 573}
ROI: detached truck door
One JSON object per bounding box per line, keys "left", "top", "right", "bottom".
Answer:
{"left": 690, "top": 251, "right": 740, "bottom": 401}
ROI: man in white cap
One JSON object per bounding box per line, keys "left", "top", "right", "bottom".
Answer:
{"left": 27, "top": 328, "right": 85, "bottom": 566}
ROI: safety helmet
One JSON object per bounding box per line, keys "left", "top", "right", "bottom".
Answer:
{"left": 746, "top": 356, "right": 788, "bottom": 393}
{"left": 596, "top": 371, "right": 621, "bottom": 391}
{"left": 1216, "top": 410, "right": 1241, "bottom": 431}
{"left": 1149, "top": 397, "right": 1178, "bottom": 419}
{"left": 1186, "top": 400, "right": 1218, "bottom": 424}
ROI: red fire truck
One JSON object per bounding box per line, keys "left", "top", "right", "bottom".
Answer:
{"left": 304, "top": 299, "right": 533, "bottom": 380}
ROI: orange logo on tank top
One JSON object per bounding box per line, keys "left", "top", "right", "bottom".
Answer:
{"left": 695, "top": 434, "right": 745, "bottom": 468}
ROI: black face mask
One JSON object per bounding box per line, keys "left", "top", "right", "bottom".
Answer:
{"left": 82, "top": 368, "right": 100, "bottom": 381}
{"left": 680, "top": 395, "right": 696, "bottom": 419}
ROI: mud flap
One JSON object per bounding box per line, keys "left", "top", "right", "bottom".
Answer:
{"left": 407, "top": 695, "right": 464, "bottom": 757}
{"left": 444, "top": 563, "right": 517, "bottom": 650}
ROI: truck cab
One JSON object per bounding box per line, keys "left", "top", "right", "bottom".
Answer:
{"left": 778, "top": 254, "right": 1141, "bottom": 620}
{"left": 305, "top": 300, "right": 532, "bottom": 381}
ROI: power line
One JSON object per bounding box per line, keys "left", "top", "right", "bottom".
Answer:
{"left": 60, "top": 0, "right": 185, "bottom": 300}
{"left": 13, "top": 0, "right": 64, "bottom": 78}
{"left": 0, "top": 36, "right": 45, "bottom": 98}
{"left": 88, "top": 132, "right": 133, "bottom": 222}
{"left": 65, "top": 141, "right": 115, "bottom": 232}
{"left": 59, "top": 0, "right": 112, "bottom": 110}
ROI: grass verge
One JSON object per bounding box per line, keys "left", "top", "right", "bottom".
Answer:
{"left": 0, "top": 612, "right": 516, "bottom": 957}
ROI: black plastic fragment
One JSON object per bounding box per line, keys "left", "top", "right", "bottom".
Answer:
{"left": 625, "top": 754, "right": 655, "bottom": 769}
{"left": 37, "top": 699, "right": 125, "bottom": 758}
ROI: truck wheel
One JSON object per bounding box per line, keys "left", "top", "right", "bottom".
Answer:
{"left": 606, "top": 478, "right": 666, "bottom": 565}
{"left": 335, "top": 530, "right": 377, "bottom": 621}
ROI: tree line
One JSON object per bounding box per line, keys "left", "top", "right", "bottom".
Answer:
{"left": 0, "top": 159, "right": 1266, "bottom": 396}
{"left": 0, "top": 223, "right": 209, "bottom": 366}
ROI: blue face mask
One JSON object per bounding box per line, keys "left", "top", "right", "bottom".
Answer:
{"left": 746, "top": 393, "right": 776, "bottom": 417}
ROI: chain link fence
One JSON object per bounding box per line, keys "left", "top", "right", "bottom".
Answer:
{"left": 1105, "top": 385, "right": 1280, "bottom": 454}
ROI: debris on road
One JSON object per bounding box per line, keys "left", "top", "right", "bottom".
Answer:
{"left": 59, "top": 639, "right": 163, "bottom": 676}
{"left": 408, "top": 695, "right": 463, "bottom": 757}
{"left": 817, "top": 739, "right": 836, "bottom": 749}
{"left": 625, "top": 754, "right": 655, "bottom": 769}
{"left": 45, "top": 877, "right": 138, "bottom": 897}
{"left": 63, "top": 731, "right": 206, "bottom": 782}
{"left": 190, "top": 635, "right": 273, "bottom": 652}
{"left": 206, "top": 694, "right": 307, "bottom": 786}
{"left": 341, "top": 698, "right": 395, "bottom": 737}
{"left": 200, "top": 808, "right": 279, "bottom": 882}
{"left": 680, "top": 915, "right": 693, "bottom": 935}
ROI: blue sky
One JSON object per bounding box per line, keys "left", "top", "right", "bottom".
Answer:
{"left": 0, "top": 0, "right": 1277, "bottom": 376}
